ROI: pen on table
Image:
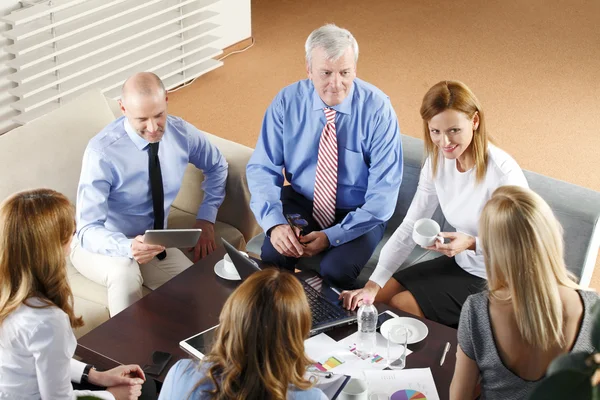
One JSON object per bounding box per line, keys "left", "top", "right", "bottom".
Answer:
{"left": 440, "top": 342, "right": 451, "bottom": 366}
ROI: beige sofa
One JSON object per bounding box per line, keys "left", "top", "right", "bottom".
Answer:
{"left": 0, "top": 89, "right": 261, "bottom": 338}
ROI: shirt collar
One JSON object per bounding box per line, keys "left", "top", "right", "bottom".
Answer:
{"left": 124, "top": 118, "right": 157, "bottom": 150}
{"left": 311, "top": 80, "right": 355, "bottom": 115}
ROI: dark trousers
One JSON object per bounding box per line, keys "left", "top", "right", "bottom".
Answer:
{"left": 261, "top": 186, "right": 385, "bottom": 290}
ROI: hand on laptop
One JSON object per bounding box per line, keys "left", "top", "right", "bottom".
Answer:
{"left": 270, "top": 224, "right": 304, "bottom": 257}
{"left": 191, "top": 219, "right": 217, "bottom": 261}
{"left": 299, "top": 231, "right": 329, "bottom": 257}
{"left": 132, "top": 236, "right": 165, "bottom": 264}
{"left": 340, "top": 280, "right": 381, "bottom": 310}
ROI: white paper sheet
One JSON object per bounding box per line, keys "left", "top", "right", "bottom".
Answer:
{"left": 363, "top": 368, "right": 440, "bottom": 400}
{"left": 304, "top": 332, "right": 412, "bottom": 379}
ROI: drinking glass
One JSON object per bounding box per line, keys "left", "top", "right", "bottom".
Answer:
{"left": 386, "top": 325, "right": 408, "bottom": 370}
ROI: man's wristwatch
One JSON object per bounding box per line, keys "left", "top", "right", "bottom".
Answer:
{"left": 81, "top": 364, "right": 95, "bottom": 384}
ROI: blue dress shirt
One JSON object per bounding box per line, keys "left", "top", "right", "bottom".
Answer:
{"left": 159, "top": 359, "right": 328, "bottom": 400}
{"left": 76, "top": 115, "right": 228, "bottom": 258}
{"left": 247, "top": 78, "right": 403, "bottom": 246}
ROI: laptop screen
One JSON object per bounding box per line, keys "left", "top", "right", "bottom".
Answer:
{"left": 222, "top": 238, "right": 261, "bottom": 280}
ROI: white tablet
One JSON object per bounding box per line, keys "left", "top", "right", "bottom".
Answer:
{"left": 180, "top": 325, "right": 219, "bottom": 360}
{"left": 144, "top": 229, "right": 202, "bottom": 248}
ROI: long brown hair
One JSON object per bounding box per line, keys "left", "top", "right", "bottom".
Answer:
{"left": 0, "top": 189, "right": 83, "bottom": 328}
{"left": 420, "top": 80, "right": 489, "bottom": 183}
{"left": 199, "top": 268, "right": 313, "bottom": 399}
{"left": 480, "top": 185, "right": 580, "bottom": 350}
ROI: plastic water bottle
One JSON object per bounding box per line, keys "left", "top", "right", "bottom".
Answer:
{"left": 357, "top": 298, "right": 378, "bottom": 358}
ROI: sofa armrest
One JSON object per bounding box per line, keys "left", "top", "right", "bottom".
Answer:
{"left": 170, "top": 133, "right": 261, "bottom": 242}
{"left": 208, "top": 133, "right": 262, "bottom": 241}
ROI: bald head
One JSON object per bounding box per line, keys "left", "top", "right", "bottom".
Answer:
{"left": 121, "top": 72, "right": 166, "bottom": 106}
{"left": 119, "top": 72, "right": 168, "bottom": 143}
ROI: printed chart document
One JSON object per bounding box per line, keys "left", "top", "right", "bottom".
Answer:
{"left": 363, "top": 369, "right": 440, "bottom": 400}
{"left": 304, "top": 333, "right": 411, "bottom": 378}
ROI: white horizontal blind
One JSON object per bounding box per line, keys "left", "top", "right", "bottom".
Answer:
{"left": 2, "top": 0, "right": 224, "bottom": 125}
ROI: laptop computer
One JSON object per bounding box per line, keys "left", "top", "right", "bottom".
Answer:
{"left": 222, "top": 238, "right": 357, "bottom": 336}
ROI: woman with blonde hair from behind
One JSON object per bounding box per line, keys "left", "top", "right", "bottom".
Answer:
{"left": 450, "top": 186, "right": 598, "bottom": 399}
{"left": 159, "top": 268, "right": 327, "bottom": 399}
{"left": 0, "top": 189, "right": 146, "bottom": 400}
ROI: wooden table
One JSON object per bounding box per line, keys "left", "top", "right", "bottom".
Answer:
{"left": 76, "top": 248, "right": 458, "bottom": 399}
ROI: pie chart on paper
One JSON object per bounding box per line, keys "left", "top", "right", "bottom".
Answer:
{"left": 390, "top": 389, "right": 427, "bottom": 400}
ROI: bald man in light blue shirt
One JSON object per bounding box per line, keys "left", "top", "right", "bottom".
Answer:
{"left": 71, "top": 72, "right": 228, "bottom": 316}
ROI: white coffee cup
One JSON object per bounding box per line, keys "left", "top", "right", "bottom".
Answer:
{"left": 412, "top": 218, "right": 444, "bottom": 247}
{"left": 222, "top": 252, "right": 248, "bottom": 275}
{"left": 339, "top": 378, "right": 368, "bottom": 400}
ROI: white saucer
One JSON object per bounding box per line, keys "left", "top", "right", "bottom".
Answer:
{"left": 381, "top": 317, "right": 428, "bottom": 344}
{"left": 214, "top": 259, "right": 241, "bottom": 281}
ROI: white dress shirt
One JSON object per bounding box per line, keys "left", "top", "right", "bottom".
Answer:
{"left": 370, "top": 145, "right": 528, "bottom": 287}
{"left": 0, "top": 298, "right": 114, "bottom": 400}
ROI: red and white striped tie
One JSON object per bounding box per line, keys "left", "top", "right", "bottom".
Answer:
{"left": 313, "top": 107, "right": 338, "bottom": 229}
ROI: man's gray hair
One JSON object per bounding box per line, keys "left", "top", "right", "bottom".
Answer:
{"left": 305, "top": 24, "right": 359, "bottom": 67}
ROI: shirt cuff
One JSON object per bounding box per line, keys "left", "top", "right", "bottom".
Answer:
{"left": 70, "top": 358, "right": 87, "bottom": 384}
{"left": 322, "top": 224, "right": 346, "bottom": 247}
{"left": 261, "top": 213, "right": 288, "bottom": 237}
{"left": 118, "top": 237, "right": 134, "bottom": 258}
{"left": 369, "top": 265, "right": 395, "bottom": 289}
{"left": 196, "top": 205, "right": 219, "bottom": 224}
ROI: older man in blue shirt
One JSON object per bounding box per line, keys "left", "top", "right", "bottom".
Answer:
{"left": 71, "top": 72, "right": 228, "bottom": 316}
{"left": 247, "top": 24, "right": 403, "bottom": 290}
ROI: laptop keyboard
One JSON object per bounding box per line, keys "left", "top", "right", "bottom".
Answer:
{"left": 302, "top": 280, "right": 351, "bottom": 327}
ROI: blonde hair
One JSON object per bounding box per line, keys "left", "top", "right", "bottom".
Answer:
{"left": 420, "top": 80, "right": 489, "bottom": 183}
{"left": 480, "top": 186, "right": 579, "bottom": 350}
{"left": 198, "top": 268, "right": 313, "bottom": 399}
{"left": 0, "top": 189, "right": 83, "bottom": 328}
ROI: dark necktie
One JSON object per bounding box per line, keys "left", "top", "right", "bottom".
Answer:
{"left": 148, "top": 142, "right": 166, "bottom": 260}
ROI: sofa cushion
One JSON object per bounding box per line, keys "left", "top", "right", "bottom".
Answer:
{"left": 0, "top": 89, "right": 116, "bottom": 204}
{"left": 68, "top": 260, "right": 152, "bottom": 338}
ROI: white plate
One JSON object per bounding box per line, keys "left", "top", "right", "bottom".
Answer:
{"left": 214, "top": 259, "right": 241, "bottom": 281}
{"left": 380, "top": 317, "right": 428, "bottom": 344}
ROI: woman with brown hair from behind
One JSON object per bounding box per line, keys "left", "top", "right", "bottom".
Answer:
{"left": 159, "top": 267, "right": 327, "bottom": 399}
{"left": 0, "top": 189, "right": 146, "bottom": 400}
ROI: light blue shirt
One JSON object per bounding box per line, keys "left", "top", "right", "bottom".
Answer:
{"left": 159, "top": 359, "right": 328, "bottom": 400}
{"left": 76, "top": 115, "right": 228, "bottom": 258}
{"left": 247, "top": 78, "right": 403, "bottom": 246}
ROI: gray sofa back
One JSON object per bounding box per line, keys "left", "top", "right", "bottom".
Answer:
{"left": 246, "top": 135, "right": 600, "bottom": 287}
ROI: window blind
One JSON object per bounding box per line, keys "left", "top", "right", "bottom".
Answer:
{"left": 2, "top": 0, "right": 224, "bottom": 125}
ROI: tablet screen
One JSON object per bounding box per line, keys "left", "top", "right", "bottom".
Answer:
{"left": 180, "top": 325, "right": 218, "bottom": 360}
